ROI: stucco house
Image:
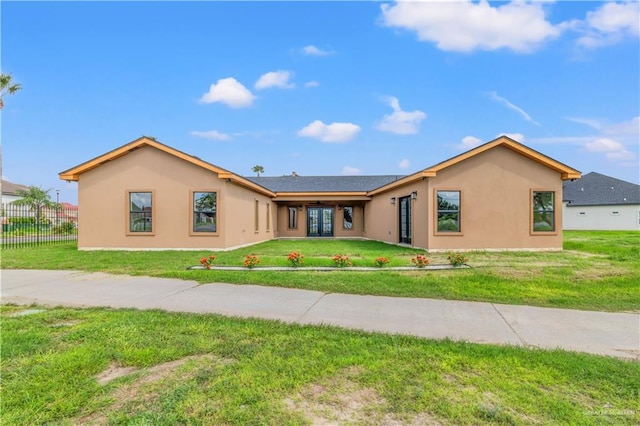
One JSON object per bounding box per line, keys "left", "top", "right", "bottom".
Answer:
{"left": 59, "top": 135, "right": 580, "bottom": 251}
{"left": 1, "top": 179, "right": 29, "bottom": 204}
{"left": 563, "top": 172, "right": 640, "bottom": 231}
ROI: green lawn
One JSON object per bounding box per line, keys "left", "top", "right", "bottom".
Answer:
{"left": 1, "top": 231, "right": 638, "bottom": 312}
{"left": 2, "top": 305, "right": 638, "bottom": 425}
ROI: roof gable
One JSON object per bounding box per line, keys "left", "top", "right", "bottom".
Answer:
{"left": 59, "top": 137, "right": 275, "bottom": 197}
{"left": 563, "top": 172, "right": 640, "bottom": 206}
{"left": 369, "top": 136, "right": 581, "bottom": 195}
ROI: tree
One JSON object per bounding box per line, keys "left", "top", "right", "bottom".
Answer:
{"left": 0, "top": 73, "right": 22, "bottom": 233}
{"left": 252, "top": 165, "right": 264, "bottom": 177}
{"left": 0, "top": 73, "right": 21, "bottom": 110}
{"left": 13, "top": 186, "right": 60, "bottom": 230}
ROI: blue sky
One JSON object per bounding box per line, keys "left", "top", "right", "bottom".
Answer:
{"left": 2, "top": 1, "right": 638, "bottom": 205}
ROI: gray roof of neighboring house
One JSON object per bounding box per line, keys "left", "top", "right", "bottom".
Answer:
{"left": 563, "top": 172, "right": 640, "bottom": 206}
{"left": 1, "top": 180, "right": 29, "bottom": 196}
{"left": 246, "top": 175, "right": 407, "bottom": 192}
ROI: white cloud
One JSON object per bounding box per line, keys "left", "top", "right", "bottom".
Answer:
{"left": 398, "top": 159, "right": 410, "bottom": 169}
{"left": 567, "top": 116, "right": 639, "bottom": 137}
{"left": 301, "top": 45, "right": 335, "bottom": 56}
{"left": 487, "top": 91, "right": 540, "bottom": 126}
{"left": 602, "top": 116, "right": 640, "bottom": 137}
{"left": 585, "top": 138, "right": 636, "bottom": 162}
{"left": 255, "top": 71, "right": 295, "bottom": 90}
{"left": 585, "top": 138, "right": 626, "bottom": 153}
{"left": 297, "top": 120, "right": 361, "bottom": 143}
{"left": 305, "top": 80, "right": 320, "bottom": 88}
{"left": 500, "top": 133, "right": 525, "bottom": 142}
{"left": 200, "top": 77, "right": 255, "bottom": 108}
{"left": 380, "top": 1, "right": 563, "bottom": 53}
{"left": 566, "top": 117, "right": 603, "bottom": 130}
{"left": 577, "top": 1, "right": 639, "bottom": 48}
{"left": 342, "top": 166, "right": 362, "bottom": 175}
{"left": 190, "top": 130, "right": 232, "bottom": 141}
{"left": 458, "top": 135, "right": 483, "bottom": 150}
{"left": 606, "top": 150, "right": 636, "bottom": 161}
{"left": 375, "top": 97, "right": 426, "bottom": 135}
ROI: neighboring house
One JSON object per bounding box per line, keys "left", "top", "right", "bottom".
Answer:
{"left": 59, "top": 135, "right": 581, "bottom": 251}
{"left": 43, "top": 202, "right": 79, "bottom": 226}
{"left": 563, "top": 172, "right": 640, "bottom": 231}
{"left": 1, "top": 179, "right": 29, "bottom": 204}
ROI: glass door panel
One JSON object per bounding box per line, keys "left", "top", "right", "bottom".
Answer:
{"left": 307, "top": 207, "right": 334, "bottom": 237}
{"left": 399, "top": 196, "right": 411, "bottom": 244}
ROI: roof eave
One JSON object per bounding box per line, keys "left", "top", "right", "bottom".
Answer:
{"left": 58, "top": 137, "right": 275, "bottom": 196}
{"left": 562, "top": 172, "right": 582, "bottom": 180}
{"left": 367, "top": 171, "right": 434, "bottom": 196}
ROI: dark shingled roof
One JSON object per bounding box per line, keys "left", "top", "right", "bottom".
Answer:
{"left": 563, "top": 172, "right": 640, "bottom": 206}
{"left": 246, "top": 175, "right": 407, "bottom": 192}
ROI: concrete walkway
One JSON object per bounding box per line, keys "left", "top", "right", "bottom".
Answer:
{"left": 2, "top": 270, "right": 638, "bottom": 360}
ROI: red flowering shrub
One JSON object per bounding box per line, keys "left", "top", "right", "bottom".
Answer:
{"left": 243, "top": 254, "right": 261, "bottom": 269}
{"left": 410, "top": 254, "right": 430, "bottom": 268}
{"left": 199, "top": 255, "right": 216, "bottom": 269}
{"left": 374, "top": 257, "right": 390, "bottom": 267}
{"left": 287, "top": 251, "right": 304, "bottom": 267}
{"left": 332, "top": 254, "right": 353, "bottom": 268}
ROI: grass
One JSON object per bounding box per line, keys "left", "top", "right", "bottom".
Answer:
{"left": 1, "top": 231, "right": 639, "bottom": 312}
{"left": 2, "top": 305, "right": 638, "bottom": 425}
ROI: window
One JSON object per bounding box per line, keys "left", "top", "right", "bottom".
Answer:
{"left": 129, "top": 191, "right": 153, "bottom": 233}
{"left": 532, "top": 191, "right": 555, "bottom": 232}
{"left": 254, "top": 200, "right": 259, "bottom": 232}
{"left": 266, "top": 203, "right": 270, "bottom": 231}
{"left": 288, "top": 207, "right": 298, "bottom": 229}
{"left": 343, "top": 206, "right": 353, "bottom": 229}
{"left": 192, "top": 191, "right": 217, "bottom": 233}
{"left": 437, "top": 190, "right": 460, "bottom": 232}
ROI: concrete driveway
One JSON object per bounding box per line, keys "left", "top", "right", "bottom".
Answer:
{"left": 2, "top": 269, "right": 638, "bottom": 360}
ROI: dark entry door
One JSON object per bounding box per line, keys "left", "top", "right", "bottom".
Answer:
{"left": 308, "top": 207, "right": 334, "bottom": 237}
{"left": 399, "top": 196, "right": 411, "bottom": 244}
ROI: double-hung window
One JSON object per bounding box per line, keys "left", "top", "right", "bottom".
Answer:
{"left": 128, "top": 191, "right": 153, "bottom": 234}
{"left": 192, "top": 191, "right": 217, "bottom": 233}
{"left": 532, "top": 191, "right": 555, "bottom": 232}
{"left": 436, "top": 190, "right": 461, "bottom": 233}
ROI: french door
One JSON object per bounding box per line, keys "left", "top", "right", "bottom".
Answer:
{"left": 399, "top": 196, "right": 412, "bottom": 244}
{"left": 307, "top": 207, "right": 334, "bottom": 237}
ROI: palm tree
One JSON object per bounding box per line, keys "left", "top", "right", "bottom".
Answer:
{"left": 0, "top": 73, "right": 21, "bottom": 110}
{"left": 0, "top": 74, "right": 22, "bottom": 230}
{"left": 13, "top": 186, "right": 59, "bottom": 241}
{"left": 252, "top": 165, "right": 265, "bottom": 177}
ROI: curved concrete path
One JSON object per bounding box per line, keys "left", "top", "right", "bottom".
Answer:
{"left": 2, "top": 270, "right": 638, "bottom": 360}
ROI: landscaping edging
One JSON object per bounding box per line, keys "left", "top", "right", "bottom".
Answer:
{"left": 186, "top": 265, "right": 469, "bottom": 271}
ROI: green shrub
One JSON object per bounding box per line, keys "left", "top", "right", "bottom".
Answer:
{"left": 52, "top": 221, "right": 76, "bottom": 235}
{"left": 447, "top": 252, "right": 469, "bottom": 267}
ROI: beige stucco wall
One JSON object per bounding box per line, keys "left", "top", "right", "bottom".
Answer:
{"left": 364, "top": 146, "right": 564, "bottom": 250}
{"left": 425, "top": 146, "right": 563, "bottom": 250}
{"left": 76, "top": 144, "right": 566, "bottom": 251}
{"left": 364, "top": 181, "right": 427, "bottom": 246}
{"left": 276, "top": 205, "right": 307, "bottom": 238}
{"left": 77, "top": 146, "right": 274, "bottom": 250}
{"left": 275, "top": 203, "right": 365, "bottom": 238}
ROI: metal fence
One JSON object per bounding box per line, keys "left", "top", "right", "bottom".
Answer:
{"left": 1, "top": 203, "right": 78, "bottom": 249}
